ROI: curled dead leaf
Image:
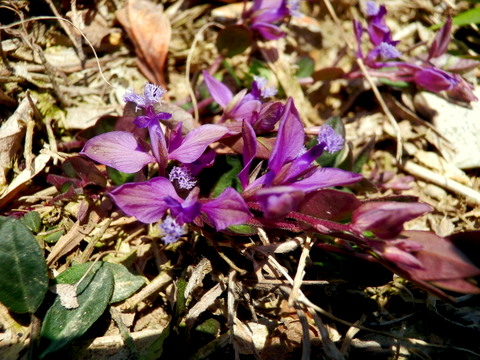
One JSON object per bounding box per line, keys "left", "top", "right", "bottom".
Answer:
{"left": 116, "top": 0, "right": 171, "bottom": 88}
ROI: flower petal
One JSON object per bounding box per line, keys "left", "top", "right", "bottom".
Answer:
{"left": 202, "top": 70, "right": 233, "bottom": 109}
{"left": 110, "top": 177, "right": 181, "bottom": 223}
{"left": 201, "top": 188, "right": 252, "bottom": 230}
{"left": 290, "top": 167, "right": 363, "bottom": 193}
{"left": 168, "top": 124, "right": 229, "bottom": 163}
{"left": 80, "top": 131, "right": 155, "bottom": 173}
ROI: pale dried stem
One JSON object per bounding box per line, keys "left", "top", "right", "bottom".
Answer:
{"left": 322, "top": 0, "right": 403, "bottom": 161}
{"left": 295, "top": 307, "right": 311, "bottom": 360}
{"left": 288, "top": 236, "right": 311, "bottom": 307}
{"left": 185, "top": 22, "right": 224, "bottom": 124}
{"left": 44, "top": 0, "right": 86, "bottom": 63}
{"left": 403, "top": 160, "right": 480, "bottom": 205}
{"left": 356, "top": 58, "right": 403, "bottom": 161}
{"left": 121, "top": 271, "right": 173, "bottom": 311}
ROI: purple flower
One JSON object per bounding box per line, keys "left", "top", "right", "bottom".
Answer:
{"left": 110, "top": 177, "right": 251, "bottom": 230}
{"left": 317, "top": 125, "right": 344, "bottom": 153}
{"left": 244, "top": 0, "right": 297, "bottom": 40}
{"left": 203, "top": 71, "right": 262, "bottom": 123}
{"left": 252, "top": 75, "right": 277, "bottom": 98}
{"left": 81, "top": 122, "right": 229, "bottom": 174}
{"left": 169, "top": 166, "right": 196, "bottom": 190}
{"left": 244, "top": 98, "right": 362, "bottom": 218}
{"left": 365, "top": 2, "right": 392, "bottom": 46}
{"left": 203, "top": 71, "right": 284, "bottom": 130}
{"left": 123, "top": 83, "right": 172, "bottom": 124}
{"left": 123, "top": 83, "right": 166, "bottom": 110}
{"left": 414, "top": 67, "right": 459, "bottom": 92}
{"left": 160, "top": 216, "right": 185, "bottom": 244}
{"left": 365, "top": 1, "right": 379, "bottom": 16}
{"left": 350, "top": 3, "right": 478, "bottom": 102}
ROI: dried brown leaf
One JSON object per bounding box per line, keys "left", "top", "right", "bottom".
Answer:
{"left": 116, "top": 0, "right": 171, "bottom": 88}
{"left": 0, "top": 98, "right": 31, "bottom": 186}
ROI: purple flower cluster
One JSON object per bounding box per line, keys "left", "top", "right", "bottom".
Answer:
{"left": 81, "top": 79, "right": 362, "bottom": 243}
{"left": 78, "top": 78, "right": 480, "bottom": 297}
{"left": 242, "top": 0, "right": 301, "bottom": 40}
{"left": 352, "top": 1, "right": 477, "bottom": 102}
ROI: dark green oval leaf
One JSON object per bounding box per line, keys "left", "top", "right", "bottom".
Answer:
{"left": 20, "top": 211, "right": 42, "bottom": 233}
{"left": 40, "top": 263, "right": 114, "bottom": 357}
{"left": 0, "top": 216, "right": 48, "bottom": 313}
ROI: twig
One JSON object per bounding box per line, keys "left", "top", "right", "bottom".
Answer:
{"left": 110, "top": 306, "right": 139, "bottom": 359}
{"left": 295, "top": 306, "right": 311, "bottom": 360}
{"left": 185, "top": 22, "right": 224, "bottom": 124}
{"left": 121, "top": 271, "right": 173, "bottom": 311}
{"left": 288, "top": 236, "right": 311, "bottom": 306}
{"left": 44, "top": 0, "right": 86, "bottom": 64}
{"left": 402, "top": 160, "right": 480, "bottom": 205}
{"left": 322, "top": 0, "right": 403, "bottom": 161}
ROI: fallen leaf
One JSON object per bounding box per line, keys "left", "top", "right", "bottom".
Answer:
{"left": 0, "top": 98, "right": 32, "bottom": 186}
{"left": 116, "top": 0, "right": 171, "bottom": 88}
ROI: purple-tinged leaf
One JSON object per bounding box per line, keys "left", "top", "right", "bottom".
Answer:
{"left": 61, "top": 156, "right": 107, "bottom": 188}
{"left": 448, "top": 231, "right": 480, "bottom": 268}
{"left": 297, "top": 189, "right": 362, "bottom": 222}
{"left": 350, "top": 202, "right": 433, "bottom": 239}
{"left": 381, "top": 245, "right": 424, "bottom": 269}
{"left": 202, "top": 71, "right": 233, "bottom": 109}
{"left": 81, "top": 131, "right": 155, "bottom": 173}
{"left": 390, "top": 231, "right": 480, "bottom": 294}
{"left": 201, "top": 188, "right": 252, "bottom": 230}
{"left": 216, "top": 25, "right": 253, "bottom": 58}
{"left": 429, "top": 17, "right": 452, "bottom": 60}
{"left": 168, "top": 124, "right": 229, "bottom": 163}
{"left": 253, "top": 101, "right": 284, "bottom": 132}
{"left": 110, "top": 177, "right": 181, "bottom": 223}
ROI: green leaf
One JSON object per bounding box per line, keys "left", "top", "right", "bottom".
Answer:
{"left": 107, "top": 166, "right": 137, "bottom": 186}
{"left": 54, "top": 262, "right": 145, "bottom": 304}
{"left": 0, "top": 216, "right": 48, "bottom": 313}
{"left": 378, "top": 77, "right": 410, "bottom": 88}
{"left": 431, "top": 7, "right": 480, "bottom": 30}
{"left": 41, "top": 228, "right": 64, "bottom": 244}
{"left": 107, "top": 263, "right": 145, "bottom": 303}
{"left": 296, "top": 56, "right": 315, "bottom": 78}
{"left": 453, "top": 7, "right": 480, "bottom": 27}
{"left": 353, "top": 137, "right": 376, "bottom": 174}
{"left": 20, "top": 211, "right": 42, "bottom": 233}
{"left": 40, "top": 263, "right": 114, "bottom": 357}
{"left": 225, "top": 224, "right": 258, "bottom": 235}
{"left": 216, "top": 25, "right": 252, "bottom": 58}
{"left": 211, "top": 156, "right": 243, "bottom": 197}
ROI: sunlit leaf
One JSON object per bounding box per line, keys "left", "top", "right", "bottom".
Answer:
{"left": 40, "top": 264, "right": 114, "bottom": 357}
{"left": 54, "top": 262, "right": 145, "bottom": 304}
